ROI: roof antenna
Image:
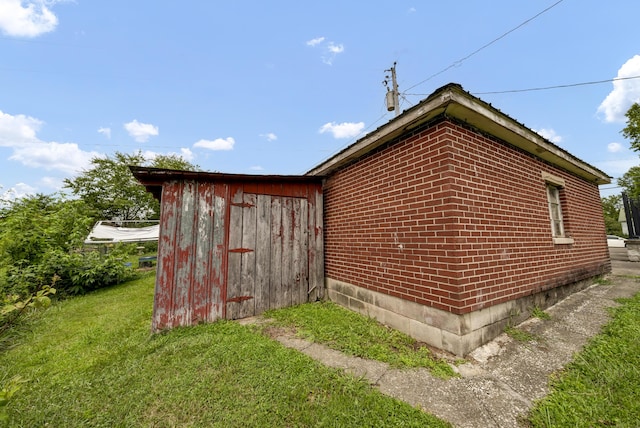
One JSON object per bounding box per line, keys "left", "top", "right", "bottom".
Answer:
{"left": 383, "top": 62, "right": 400, "bottom": 117}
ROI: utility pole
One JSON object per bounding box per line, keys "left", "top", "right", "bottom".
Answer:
{"left": 384, "top": 62, "right": 400, "bottom": 116}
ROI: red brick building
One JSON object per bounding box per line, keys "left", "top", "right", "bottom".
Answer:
{"left": 307, "top": 83, "right": 611, "bottom": 356}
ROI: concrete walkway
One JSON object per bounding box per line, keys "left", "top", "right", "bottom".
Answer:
{"left": 266, "top": 257, "right": 640, "bottom": 427}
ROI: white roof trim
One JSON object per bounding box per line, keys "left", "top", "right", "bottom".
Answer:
{"left": 306, "top": 84, "right": 610, "bottom": 185}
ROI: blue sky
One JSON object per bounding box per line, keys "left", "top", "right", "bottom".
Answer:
{"left": 1, "top": 0, "right": 639, "bottom": 200}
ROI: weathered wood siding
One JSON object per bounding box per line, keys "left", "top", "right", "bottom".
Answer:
{"left": 151, "top": 179, "right": 323, "bottom": 332}
{"left": 152, "top": 180, "right": 227, "bottom": 331}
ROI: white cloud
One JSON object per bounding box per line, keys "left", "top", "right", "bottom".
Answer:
{"left": 140, "top": 147, "right": 194, "bottom": 164}
{"left": 249, "top": 166, "right": 264, "bottom": 171}
{"left": 193, "top": 137, "right": 235, "bottom": 151}
{"left": 327, "top": 43, "right": 344, "bottom": 54}
{"left": 98, "top": 127, "right": 111, "bottom": 139}
{"left": 10, "top": 141, "right": 99, "bottom": 175}
{"left": 597, "top": 55, "right": 640, "bottom": 123}
{"left": 0, "top": 0, "right": 60, "bottom": 38}
{"left": 319, "top": 121, "right": 365, "bottom": 139}
{"left": 260, "top": 132, "right": 277, "bottom": 142}
{"left": 178, "top": 147, "right": 194, "bottom": 161}
{"left": 306, "top": 36, "right": 345, "bottom": 65}
{"left": 0, "top": 109, "right": 101, "bottom": 175}
{"left": 306, "top": 36, "right": 325, "bottom": 47}
{"left": 608, "top": 142, "right": 623, "bottom": 153}
{"left": 1, "top": 182, "right": 36, "bottom": 201}
{"left": 0, "top": 110, "right": 42, "bottom": 145}
{"left": 124, "top": 119, "right": 159, "bottom": 143}
{"left": 534, "top": 128, "right": 563, "bottom": 144}
{"left": 322, "top": 46, "right": 344, "bottom": 65}
{"left": 408, "top": 7, "right": 417, "bottom": 13}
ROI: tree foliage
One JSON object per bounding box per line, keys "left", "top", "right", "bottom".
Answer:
{"left": 601, "top": 194, "right": 624, "bottom": 236}
{"left": 618, "top": 166, "right": 640, "bottom": 201}
{"left": 0, "top": 194, "right": 134, "bottom": 297}
{"left": 63, "top": 151, "right": 199, "bottom": 221}
{"left": 622, "top": 102, "right": 640, "bottom": 152}
{"left": 0, "top": 194, "right": 95, "bottom": 267}
{"left": 611, "top": 103, "right": 640, "bottom": 236}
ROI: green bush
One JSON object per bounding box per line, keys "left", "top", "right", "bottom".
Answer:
{"left": 4, "top": 247, "right": 135, "bottom": 297}
{"left": 0, "top": 194, "right": 138, "bottom": 298}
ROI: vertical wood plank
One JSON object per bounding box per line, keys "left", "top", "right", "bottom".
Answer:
{"left": 173, "top": 180, "right": 197, "bottom": 327}
{"left": 298, "top": 198, "right": 309, "bottom": 305}
{"left": 239, "top": 192, "right": 257, "bottom": 318}
{"left": 191, "top": 183, "right": 224, "bottom": 324}
{"left": 315, "top": 190, "right": 325, "bottom": 300}
{"left": 280, "top": 197, "right": 293, "bottom": 309}
{"left": 226, "top": 186, "right": 243, "bottom": 319}
{"left": 309, "top": 189, "right": 324, "bottom": 301}
{"left": 191, "top": 182, "right": 213, "bottom": 324}
{"left": 153, "top": 181, "right": 180, "bottom": 331}
{"left": 269, "top": 197, "right": 283, "bottom": 310}
{"left": 210, "top": 184, "right": 227, "bottom": 320}
{"left": 254, "top": 194, "right": 272, "bottom": 314}
{"left": 291, "top": 198, "right": 302, "bottom": 305}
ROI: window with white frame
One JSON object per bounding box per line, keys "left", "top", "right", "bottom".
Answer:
{"left": 546, "top": 184, "right": 564, "bottom": 237}
{"left": 542, "top": 172, "right": 573, "bottom": 244}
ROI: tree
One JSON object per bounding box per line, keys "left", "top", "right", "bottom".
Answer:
{"left": 618, "top": 166, "right": 640, "bottom": 201}
{"left": 601, "top": 194, "right": 624, "bottom": 236}
{"left": 0, "top": 194, "right": 94, "bottom": 267}
{"left": 616, "top": 103, "right": 640, "bottom": 204}
{"left": 622, "top": 102, "right": 640, "bottom": 152}
{"left": 0, "top": 194, "right": 137, "bottom": 297}
{"left": 63, "top": 151, "right": 199, "bottom": 220}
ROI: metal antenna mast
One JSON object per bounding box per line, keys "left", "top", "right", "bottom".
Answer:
{"left": 383, "top": 62, "right": 400, "bottom": 116}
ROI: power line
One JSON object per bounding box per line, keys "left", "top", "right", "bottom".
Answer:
{"left": 404, "top": 75, "right": 640, "bottom": 97}
{"left": 471, "top": 75, "right": 640, "bottom": 95}
{"left": 403, "top": 0, "right": 565, "bottom": 93}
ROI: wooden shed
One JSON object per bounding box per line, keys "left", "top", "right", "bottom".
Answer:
{"left": 131, "top": 167, "right": 324, "bottom": 332}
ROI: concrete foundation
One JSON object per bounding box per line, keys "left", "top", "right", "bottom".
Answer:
{"left": 326, "top": 276, "right": 600, "bottom": 356}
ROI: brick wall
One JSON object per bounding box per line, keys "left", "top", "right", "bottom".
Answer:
{"left": 323, "top": 118, "right": 610, "bottom": 315}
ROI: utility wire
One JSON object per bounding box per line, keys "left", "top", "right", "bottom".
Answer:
{"left": 472, "top": 75, "right": 640, "bottom": 95}
{"left": 403, "top": 0, "right": 565, "bottom": 93}
{"left": 405, "top": 75, "right": 640, "bottom": 97}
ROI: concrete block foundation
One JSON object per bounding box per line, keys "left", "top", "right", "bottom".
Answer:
{"left": 326, "top": 277, "right": 600, "bottom": 357}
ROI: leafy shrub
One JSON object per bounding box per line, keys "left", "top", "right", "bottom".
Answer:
{"left": 1, "top": 286, "right": 56, "bottom": 422}
{"left": 1, "top": 285, "right": 56, "bottom": 338}
{"left": 4, "top": 248, "right": 135, "bottom": 297}
{"left": 0, "top": 375, "right": 26, "bottom": 423}
{"left": 0, "top": 194, "right": 137, "bottom": 298}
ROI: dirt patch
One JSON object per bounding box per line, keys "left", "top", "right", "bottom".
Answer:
{"left": 261, "top": 324, "right": 299, "bottom": 340}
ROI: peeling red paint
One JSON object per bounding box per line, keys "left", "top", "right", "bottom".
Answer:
{"left": 140, "top": 173, "right": 324, "bottom": 332}
{"left": 228, "top": 248, "right": 254, "bottom": 253}
{"left": 227, "top": 295, "right": 254, "bottom": 303}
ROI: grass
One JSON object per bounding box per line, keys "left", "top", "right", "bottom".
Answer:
{"left": 0, "top": 274, "right": 449, "bottom": 427}
{"left": 263, "top": 301, "right": 456, "bottom": 378}
{"left": 593, "top": 276, "right": 611, "bottom": 285}
{"left": 505, "top": 326, "right": 540, "bottom": 342}
{"left": 527, "top": 292, "right": 640, "bottom": 427}
{"left": 531, "top": 306, "right": 551, "bottom": 321}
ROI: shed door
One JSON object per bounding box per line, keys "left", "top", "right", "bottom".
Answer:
{"left": 226, "top": 192, "right": 311, "bottom": 319}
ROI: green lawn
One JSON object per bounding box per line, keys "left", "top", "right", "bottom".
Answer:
{"left": 527, "top": 288, "right": 640, "bottom": 427}
{"left": 262, "top": 301, "right": 456, "bottom": 377}
{"left": 0, "top": 274, "right": 449, "bottom": 427}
